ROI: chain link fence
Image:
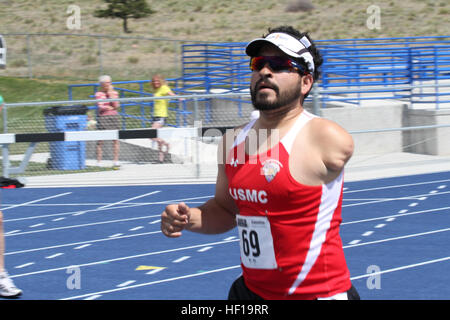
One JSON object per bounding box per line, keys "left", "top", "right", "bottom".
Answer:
{"left": 0, "top": 93, "right": 253, "bottom": 182}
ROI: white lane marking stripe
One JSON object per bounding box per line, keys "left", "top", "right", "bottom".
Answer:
{"left": 173, "top": 256, "right": 190, "bottom": 263}
{"left": 342, "top": 206, "right": 450, "bottom": 225}
{"left": 46, "top": 253, "right": 64, "bottom": 259}
{"left": 84, "top": 295, "right": 102, "bottom": 300}
{"left": 350, "top": 256, "right": 450, "bottom": 280}
{"left": 5, "top": 215, "right": 162, "bottom": 237}
{"left": 74, "top": 244, "right": 91, "bottom": 250}
{"left": 117, "top": 280, "right": 136, "bottom": 288}
{"left": 2, "top": 192, "right": 72, "bottom": 211}
{"left": 3, "top": 195, "right": 213, "bottom": 223}
{"left": 60, "top": 265, "right": 242, "bottom": 300}
{"left": 6, "top": 231, "right": 161, "bottom": 256}
{"left": 15, "top": 262, "right": 35, "bottom": 269}
{"left": 10, "top": 239, "right": 239, "bottom": 278}
{"left": 344, "top": 227, "right": 450, "bottom": 248}
{"left": 97, "top": 191, "right": 161, "bottom": 210}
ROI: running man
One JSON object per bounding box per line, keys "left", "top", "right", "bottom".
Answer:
{"left": 161, "top": 26, "right": 359, "bottom": 300}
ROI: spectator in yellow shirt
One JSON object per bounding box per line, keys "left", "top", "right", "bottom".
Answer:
{"left": 151, "top": 75, "right": 176, "bottom": 163}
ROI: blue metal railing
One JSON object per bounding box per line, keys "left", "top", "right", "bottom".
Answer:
{"left": 68, "top": 36, "right": 450, "bottom": 129}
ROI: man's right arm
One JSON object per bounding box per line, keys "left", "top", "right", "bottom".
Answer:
{"left": 161, "top": 133, "right": 238, "bottom": 237}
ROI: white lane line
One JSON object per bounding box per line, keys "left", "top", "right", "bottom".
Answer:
{"left": 129, "top": 226, "right": 144, "bottom": 231}
{"left": 362, "top": 231, "right": 374, "bottom": 237}
{"left": 97, "top": 191, "right": 161, "bottom": 210}
{"left": 197, "top": 246, "right": 213, "bottom": 252}
{"left": 173, "top": 256, "right": 190, "bottom": 263}
{"left": 3, "top": 195, "right": 213, "bottom": 223}
{"left": 224, "top": 236, "right": 236, "bottom": 241}
{"left": 84, "top": 295, "right": 102, "bottom": 300}
{"left": 116, "top": 280, "right": 136, "bottom": 288}
{"left": 71, "top": 191, "right": 162, "bottom": 217}
{"left": 29, "top": 223, "right": 45, "bottom": 228}
{"left": 4, "top": 230, "right": 21, "bottom": 235}
{"left": 146, "top": 269, "right": 164, "bottom": 275}
{"left": 343, "top": 190, "right": 450, "bottom": 208}
{"left": 350, "top": 256, "right": 450, "bottom": 280}
{"left": 15, "top": 262, "right": 35, "bottom": 269}
{"left": 74, "top": 244, "right": 91, "bottom": 250}
{"left": 46, "top": 253, "right": 64, "bottom": 259}
{"left": 6, "top": 231, "right": 161, "bottom": 256}
{"left": 342, "top": 206, "right": 450, "bottom": 225}
{"left": 375, "top": 224, "right": 386, "bottom": 229}
{"left": 398, "top": 209, "right": 408, "bottom": 214}
{"left": 1, "top": 192, "right": 72, "bottom": 211}
{"left": 109, "top": 233, "right": 124, "bottom": 238}
{"left": 4, "top": 215, "right": 161, "bottom": 237}
{"left": 52, "top": 217, "right": 66, "bottom": 222}
{"left": 437, "top": 185, "right": 447, "bottom": 189}
{"left": 10, "top": 239, "right": 239, "bottom": 279}
{"left": 149, "top": 220, "right": 160, "bottom": 224}
{"left": 409, "top": 202, "right": 418, "bottom": 207}
{"left": 385, "top": 217, "right": 396, "bottom": 222}
{"left": 344, "top": 227, "right": 450, "bottom": 249}
{"left": 344, "top": 178, "right": 450, "bottom": 194}
{"left": 60, "top": 265, "right": 241, "bottom": 300}
{"left": 348, "top": 240, "right": 361, "bottom": 245}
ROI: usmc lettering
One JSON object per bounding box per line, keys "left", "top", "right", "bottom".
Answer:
{"left": 229, "top": 188, "right": 268, "bottom": 204}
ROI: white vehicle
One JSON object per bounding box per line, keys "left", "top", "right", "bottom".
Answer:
{"left": 0, "top": 35, "right": 6, "bottom": 68}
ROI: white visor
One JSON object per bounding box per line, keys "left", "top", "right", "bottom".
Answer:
{"left": 245, "top": 32, "right": 315, "bottom": 73}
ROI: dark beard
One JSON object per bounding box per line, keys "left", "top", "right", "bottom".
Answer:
{"left": 251, "top": 81, "right": 302, "bottom": 111}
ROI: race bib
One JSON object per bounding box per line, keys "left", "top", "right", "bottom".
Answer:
{"left": 236, "top": 214, "right": 277, "bottom": 269}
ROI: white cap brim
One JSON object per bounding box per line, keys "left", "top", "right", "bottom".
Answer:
{"left": 245, "top": 32, "right": 315, "bottom": 73}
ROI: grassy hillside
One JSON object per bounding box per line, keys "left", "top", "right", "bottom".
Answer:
{"left": 1, "top": 0, "right": 449, "bottom": 40}
{"left": 0, "top": 0, "right": 449, "bottom": 81}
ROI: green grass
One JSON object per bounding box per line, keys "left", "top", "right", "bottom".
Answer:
{"left": 0, "top": 76, "right": 71, "bottom": 103}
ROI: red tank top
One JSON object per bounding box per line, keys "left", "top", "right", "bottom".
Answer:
{"left": 225, "top": 110, "right": 351, "bottom": 299}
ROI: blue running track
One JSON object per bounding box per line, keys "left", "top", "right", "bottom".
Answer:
{"left": 1, "top": 171, "right": 449, "bottom": 300}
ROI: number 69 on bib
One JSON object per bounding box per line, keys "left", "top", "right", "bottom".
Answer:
{"left": 236, "top": 214, "right": 278, "bottom": 269}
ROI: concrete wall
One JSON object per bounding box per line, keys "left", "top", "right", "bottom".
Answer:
{"left": 404, "top": 108, "right": 450, "bottom": 155}
{"left": 317, "top": 103, "right": 405, "bottom": 156}
{"left": 88, "top": 98, "right": 449, "bottom": 162}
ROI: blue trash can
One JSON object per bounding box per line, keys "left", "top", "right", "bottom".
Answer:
{"left": 44, "top": 105, "right": 88, "bottom": 170}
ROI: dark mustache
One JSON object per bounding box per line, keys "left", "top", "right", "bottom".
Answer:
{"left": 255, "top": 79, "right": 279, "bottom": 93}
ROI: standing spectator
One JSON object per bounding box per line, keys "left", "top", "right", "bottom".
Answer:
{"left": 150, "top": 74, "right": 177, "bottom": 163}
{"left": 0, "top": 93, "right": 22, "bottom": 298}
{"left": 95, "top": 75, "right": 121, "bottom": 169}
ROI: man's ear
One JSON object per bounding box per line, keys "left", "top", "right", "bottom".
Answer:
{"left": 301, "top": 73, "right": 314, "bottom": 97}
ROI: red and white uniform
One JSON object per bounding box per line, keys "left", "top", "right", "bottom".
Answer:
{"left": 225, "top": 110, "right": 351, "bottom": 300}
